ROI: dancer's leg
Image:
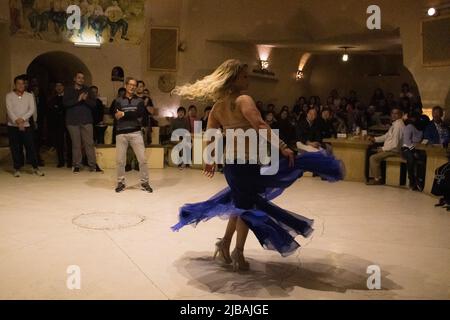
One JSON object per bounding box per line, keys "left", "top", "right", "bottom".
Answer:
{"left": 220, "top": 216, "right": 237, "bottom": 261}
{"left": 235, "top": 217, "right": 249, "bottom": 251}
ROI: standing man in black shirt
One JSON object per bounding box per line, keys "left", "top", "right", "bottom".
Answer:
{"left": 111, "top": 78, "right": 152, "bottom": 193}
{"left": 47, "top": 81, "right": 72, "bottom": 167}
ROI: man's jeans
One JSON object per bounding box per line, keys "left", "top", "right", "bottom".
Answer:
{"left": 116, "top": 131, "right": 149, "bottom": 184}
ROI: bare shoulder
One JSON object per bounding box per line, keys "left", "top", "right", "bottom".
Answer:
{"left": 236, "top": 94, "right": 255, "bottom": 105}
{"left": 235, "top": 95, "right": 256, "bottom": 112}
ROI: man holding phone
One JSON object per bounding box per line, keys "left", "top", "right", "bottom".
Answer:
{"left": 111, "top": 77, "right": 152, "bottom": 193}
{"left": 63, "top": 71, "right": 100, "bottom": 173}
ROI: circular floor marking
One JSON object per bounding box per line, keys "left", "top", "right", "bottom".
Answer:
{"left": 72, "top": 212, "right": 146, "bottom": 230}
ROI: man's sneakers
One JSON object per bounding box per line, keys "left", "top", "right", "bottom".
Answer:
{"left": 115, "top": 182, "right": 126, "bottom": 193}
{"left": 73, "top": 167, "right": 80, "bottom": 174}
{"left": 33, "top": 168, "right": 45, "bottom": 177}
{"left": 141, "top": 182, "right": 153, "bottom": 193}
{"left": 13, "top": 169, "right": 44, "bottom": 177}
{"left": 115, "top": 182, "right": 153, "bottom": 193}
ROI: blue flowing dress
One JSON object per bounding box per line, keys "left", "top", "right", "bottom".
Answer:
{"left": 172, "top": 151, "right": 344, "bottom": 256}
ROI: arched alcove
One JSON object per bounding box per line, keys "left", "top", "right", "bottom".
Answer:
{"left": 26, "top": 51, "right": 92, "bottom": 97}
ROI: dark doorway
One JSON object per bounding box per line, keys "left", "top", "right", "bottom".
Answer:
{"left": 26, "top": 51, "right": 92, "bottom": 98}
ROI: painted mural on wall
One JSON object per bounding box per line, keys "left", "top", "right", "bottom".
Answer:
{"left": 9, "top": 0, "right": 145, "bottom": 44}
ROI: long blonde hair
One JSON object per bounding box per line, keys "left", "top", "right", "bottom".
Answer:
{"left": 172, "top": 59, "right": 247, "bottom": 102}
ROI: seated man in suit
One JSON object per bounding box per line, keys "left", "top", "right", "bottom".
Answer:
{"left": 424, "top": 106, "right": 449, "bottom": 146}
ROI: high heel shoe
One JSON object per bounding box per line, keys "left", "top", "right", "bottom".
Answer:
{"left": 231, "top": 248, "right": 250, "bottom": 272}
{"left": 213, "top": 238, "right": 232, "bottom": 264}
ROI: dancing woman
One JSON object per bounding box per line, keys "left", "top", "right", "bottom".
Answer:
{"left": 172, "top": 59, "right": 344, "bottom": 271}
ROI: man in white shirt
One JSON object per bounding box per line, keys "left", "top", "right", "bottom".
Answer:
{"left": 6, "top": 75, "right": 45, "bottom": 177}
{"left": 367, "top": 107, "right": 405, "bottom": 185}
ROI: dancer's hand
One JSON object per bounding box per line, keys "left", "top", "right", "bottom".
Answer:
{"left": 281, "top": 148, "right": 295, "bottom": 167}
{"left": 203, "top": 164, "right": 215, "bottom": 178}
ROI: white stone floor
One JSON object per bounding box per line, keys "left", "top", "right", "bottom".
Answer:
{"left": 0, "top": 165, "right": 449, "bottom": 300}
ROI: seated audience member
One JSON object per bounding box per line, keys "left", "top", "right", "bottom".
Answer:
{"left": 370, "top": 88, "right": 386, "bottom": 113}
{"left": 291, "top": 104, "right": 302, "bottom": 126}
{"left": 431, "top": 159, "right": 450, "bottom": 210}
{"left": 386, "top": 92, "right": 397, "bottom": 110}
{"left": 279, "top": 105, "right": 289, "bottom": 116}
{"left": 296, "top": 107, "right": 322, "bottom": 149}
{"left": 366, "top": 107, "right": 405, "bottom": 185}
{"left": 170, "top": 107, "right": 190, "bottom": 169}
{"left": 201, "top": 106, "right": 212, "bottom": 131}
{"left": 187, "top": 105, "right": 199, "bottom": 133}
{"left": 401, "top": 112, "right": 426, "bottom": 191}
{"left": 366, "top": 105, "right": 381, "bottom": 128}
{"left": 400, "top": 82, "right": 414, "bottom": 100}
{"left": 266, "top": 103, "right": 276, "bottom": 116}
{"left": 318, "top": 108, "right": 337, "bottom": 139}
{"left": 423, "top": 106, "right": 449, "bottom": 146}
{"left": 276, "top": 110, "right": 295, "bottom": 146}
{"left": 367, "top": 108, "right": 405, "bottom": 185}
{"left": 264, "top": 111, "right": 277, "bottom": 128}
{"left": 348, "top": 90, "right": 358, "bottom": 105}
{"left": 399, "top": 97, "right": 412, "bottom": 115}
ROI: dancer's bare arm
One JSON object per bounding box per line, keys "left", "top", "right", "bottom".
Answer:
{"left": 237, "top": 95, "right": 294, "bottom": 167}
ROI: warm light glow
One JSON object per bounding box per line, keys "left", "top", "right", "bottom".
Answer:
{"left": 342, "top": 53, "right": 349, "bottom": 62}
{"left": 260, "top": 59, "right": 269, "bottom": 70}
{"left": 257, "top": 45, "right": 273, "bottom": 61}
{"left": 71, "top": 32, "right": 102, "bottom": 48}
{"left": 74, "top": 41, "right": 101, "bottom": 48}
{"left": 296, "top": 70, "right": 304, "bottom": 81}
{"left": 427, "top": 7, "right": 437, "bottom": 16}
{"left": 298, "top": 53, "right": 311, "bottom": 71}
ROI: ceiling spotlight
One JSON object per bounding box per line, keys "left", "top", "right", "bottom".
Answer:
{"left": 427, "top": 7, "right": 437, "bottom": 16}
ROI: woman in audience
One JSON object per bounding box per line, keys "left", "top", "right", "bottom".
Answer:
{"left": 264, "top": 111, "right": 277, "bottom": 128}
{"left": 171, "top": 59, "right": 343, "bottom": 271}
{"left": 370, "top": 88, "right": 385, "bottom": 113}
{"left": 401, "top": 112, "right": 426, "bottom": 191}
{"left": 170, "top": 106, "right": 190, "bottom": 169}
{"left": 187, "top": 105, "right": 199, "bottom": 133}
{"left": 277, "top": 109, "right": 296, "bottom": 146}
{"left": 318, "top": 108, "right": 337, "bottom": 139}
{"left": 400, "top": 83, "right": 414, "bottom": 100}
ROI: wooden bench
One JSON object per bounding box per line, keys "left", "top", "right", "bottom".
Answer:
{"left": 385, "top": 156, "right": 408, "bottom": 187}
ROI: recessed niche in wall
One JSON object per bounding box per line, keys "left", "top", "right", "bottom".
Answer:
{"left": 148, "top": 27, "right": 179, "bottom": 71}
{"left": 422, "top": 15, "right": 450, "bottom": 67}
{"left": 111, "top": 67, "right": 124, "bottom": 82}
